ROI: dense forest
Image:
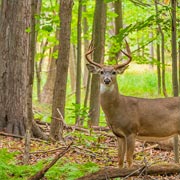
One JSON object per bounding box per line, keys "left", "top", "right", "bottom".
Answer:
{"left": 0, "top": 0, "right": 180, "bottom": 179}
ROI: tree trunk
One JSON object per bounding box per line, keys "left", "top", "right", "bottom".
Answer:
{"left": 75, "top": 0, "right": 82, "bottom": 125}
{"left": 114, "top": 0, "right": 123, "bottom": 35}
{"left": 41, "top": 40, "right": 58, "bottom": 104}
{"left": 69, "top": 44, "right": 76, "bottom": 92}
{"left": 89, "top": 0, "right": 107, "bottom": 126}
{"left": 0, "top": 0, "right": 32, "bottom": 136}
{"left": 156, "top": 43, "right": 161, "bottom": 95}
{"left": 113, "top": 0, "right": 123, "bottom": 61}
{"left": 155, "top": 0, "right": 168, "bottom": 97}
{"left": 35, "top": 40, "right": 48, "bottom": 102}
{"left": 149, "top": 30, "right": 154, "bottom": 68}
{"left": 24, "top": 0, "right": 37, "bottom": 164}
{"left": 171, "top": 0, "right": 179, "bottom": 163}
{"left": 82, "top": 5, "right": 89, "bottom": 87}
{"left": 50, "top": 0, "right": 73, "bottom": 141}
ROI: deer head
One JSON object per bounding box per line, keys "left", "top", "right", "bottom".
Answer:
{"left": 86, "top": 41, "right": 132, "bottom": 87}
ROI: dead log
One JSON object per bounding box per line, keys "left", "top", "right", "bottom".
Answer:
{"left": 28, "top": 142, "right": 72, "bottom": 180}
{"left": 77, "top": 164, "right": 180, "bottom": 180}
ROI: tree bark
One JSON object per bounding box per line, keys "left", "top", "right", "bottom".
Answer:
{"left": 50, "top": 0, "right": 73, "bottom": 141}
{"left": 112, "top": 0, "right": 123, "bottom": 62}
{"left": 82, "top": 5, "right": 89, "bottom": 87}
{"left": 89, "top": 0, "right": 107, "bottom": 126}
{"left": 41, "top": 40, "right": 57, "bottom": 104}
{"left": 35, "top": 40, "right": 48, "bottom": 102}
{"left": 77, "top": 164, "right": 180, "bottom": 180}
{"left": 75, "top": 0, "right": 82, "bottom": 125}
{"left": 154, "top": 0, "right": 168, "bottom": 97}
{"left": 0, "top": 0, "right": 31, "bottom": 136}
{"left": 69, "top": 44, "right": 76, "bottom": 92}
{"left": 171, "top": 0, "right": 179, "bottom": 163}
{"left": 156, "top": 43, "right": 161, "bottom": 95}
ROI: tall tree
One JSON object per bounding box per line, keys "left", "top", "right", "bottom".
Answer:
{"left": 89, "top": 0, "right": 107, "bottom": 126}
{"left": 0, "top": 0, "right": 45, "bottom": 139}
{"left": 50, "top": 0, "right": 73, "bottom": 141}
{"left": 76, "top": 0, "right": 83, "bottom": 125}
{"left": 155, "top": 0, "right": 168, "bottom": 97}
{"left": 0, "top": 0, "right": 32, "bottom": 135}
{"left": 41, "top": 31, "right": 58, "bottom": 104}
{"left": 82, "top": 4, "right": 89, "bottom": 87}
{"left": 171, "top": 0, "right": 179, "bottom": 163}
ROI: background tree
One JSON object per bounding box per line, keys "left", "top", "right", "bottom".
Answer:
{"left": 89, "top": 0, "right": 107, "bottom": 126}
{"left": 50, "top": 0, "right": 73, "bottom": 141}
{"left": 40, "top": 31, "right": 58, "bottom": 104}
{"left": 75, "top": 0, "right": 83, "bottom": 125}
{"left": 171, "top": 0, "right": 179, "bottom": 163}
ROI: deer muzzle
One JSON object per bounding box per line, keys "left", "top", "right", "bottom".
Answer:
{"left": 104, "top": 78, "right": 111, "bottom": 85}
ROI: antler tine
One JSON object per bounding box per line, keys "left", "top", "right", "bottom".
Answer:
{"left": 114, "top": 40, "right": 132, "bottom": 69}
{"left": 85, "top": 41, "right": 102, "bottom": 68}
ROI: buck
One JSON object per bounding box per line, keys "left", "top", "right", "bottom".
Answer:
{"left": 86, "top": 41, "right": 180, "bottom": 168}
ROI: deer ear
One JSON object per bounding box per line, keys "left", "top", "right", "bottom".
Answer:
{"left": 116, "top": 65, "right": 129, "bottom": 74}
{"left": 86, "top": 64, "right": 101, "bottom": 74}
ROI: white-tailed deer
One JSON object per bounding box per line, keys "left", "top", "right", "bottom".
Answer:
{"left": 86, "top": 41, "right": 180, "bottom": 168}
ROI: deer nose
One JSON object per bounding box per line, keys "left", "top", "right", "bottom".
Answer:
{"left": 104, "top": 78, "right": 111, "bottom": 85}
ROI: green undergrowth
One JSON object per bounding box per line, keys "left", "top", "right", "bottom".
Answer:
{"left": 0, "top": 148, "right": 99, "bottom": 180}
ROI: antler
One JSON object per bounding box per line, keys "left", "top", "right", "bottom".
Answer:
{"left": 85, "top": 41, "right": 102, "bottom": 68}
{"left": 114, "top": 40, "right": 132, "bottom": 69}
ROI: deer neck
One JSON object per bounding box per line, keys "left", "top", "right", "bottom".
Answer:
{"left": 100, "top": 80, "right": 120, "bottom": 101}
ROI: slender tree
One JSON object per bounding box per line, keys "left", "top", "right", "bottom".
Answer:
{"left": 50, "top": 0, "right": 73, "bottom": 141}
{"left": 171, "top": 0, "right": 179, "bottom": 163}
{"left": 69, "top": 44, "right": 76, "bottom": 92}
{"left": 82, "top": 4, "right": 89, "bottom": 87}
{"left": 155, "top": 0, "right": 168, "bottom": 97}
{"left": 89, "top": 0, "right": 107, "bottom": 126}
{"left": 76, "top": 0, "right": 83, "bottom": 125}
{"left": 113, "top": 0, "right": 123, "bottom": 62}
{"left": 41, "top": 31, "right": 58, "bottom": 104}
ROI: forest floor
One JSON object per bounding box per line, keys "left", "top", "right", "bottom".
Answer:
{"left": 0, "top": 121, "right": 180, "bottom": 180}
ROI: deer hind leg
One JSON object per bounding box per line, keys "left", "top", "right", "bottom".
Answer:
{"left": 126, "top": 134, "right": 136, "bottom": 167}
{"left": 117, "top": 137, "right": 126, "bottom": 168}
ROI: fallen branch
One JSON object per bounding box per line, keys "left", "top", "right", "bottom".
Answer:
{"left": 28, "top": 142, "right": 73, "bottom": 180}
{"left": 76, "top": 164, "right": 180, "bottom": 180}
{"left": 0, "top": 131, "right": 50, "bottom": 143}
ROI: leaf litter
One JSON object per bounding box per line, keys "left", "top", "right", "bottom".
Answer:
{"left": 0, "top": 122, "right": 180, "bottom": 179}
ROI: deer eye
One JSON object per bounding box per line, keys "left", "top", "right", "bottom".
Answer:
{"left": 112, "top": 71, "right": 116, "bottom": 75}
{"left": 100, "top": 70, "right": 104, "bottom": 74}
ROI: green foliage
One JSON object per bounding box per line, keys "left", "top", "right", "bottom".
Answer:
{"left": 0, "top": 148, "right": 99, "bottom": 180}
{"left": 35, "top": 0, "right": 59, "bottom": 63}
{"left": 66, "top": 103, "right": 90, "bottom": 124}
{"left": 45, "top": 161, "right": 99, "bottom": 180}
{"left": 0, "top": 149, "right": 44, "bottom": 180}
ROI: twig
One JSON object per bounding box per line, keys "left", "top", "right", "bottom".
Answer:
{"left": 30, "top": 146, "right": 67, "bottom": 154}
{"left": 123, "top": 166, "right": 145, "bottom": 179}
{"left": 28, "top": 142, "right": 73, "bottom": 180}
{"left": 72, "top": 145, "right": 103, "bottom": 158}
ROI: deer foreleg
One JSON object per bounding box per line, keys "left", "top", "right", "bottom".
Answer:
{"left": 117, "top": 137, "right": 126, "bottom": 168}
{"left": 126, "top": 134, "right": 135, "bottom": 167}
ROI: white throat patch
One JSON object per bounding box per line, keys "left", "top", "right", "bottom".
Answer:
{"left": 100, "top": 83, "right": 114, "bottom": 94}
